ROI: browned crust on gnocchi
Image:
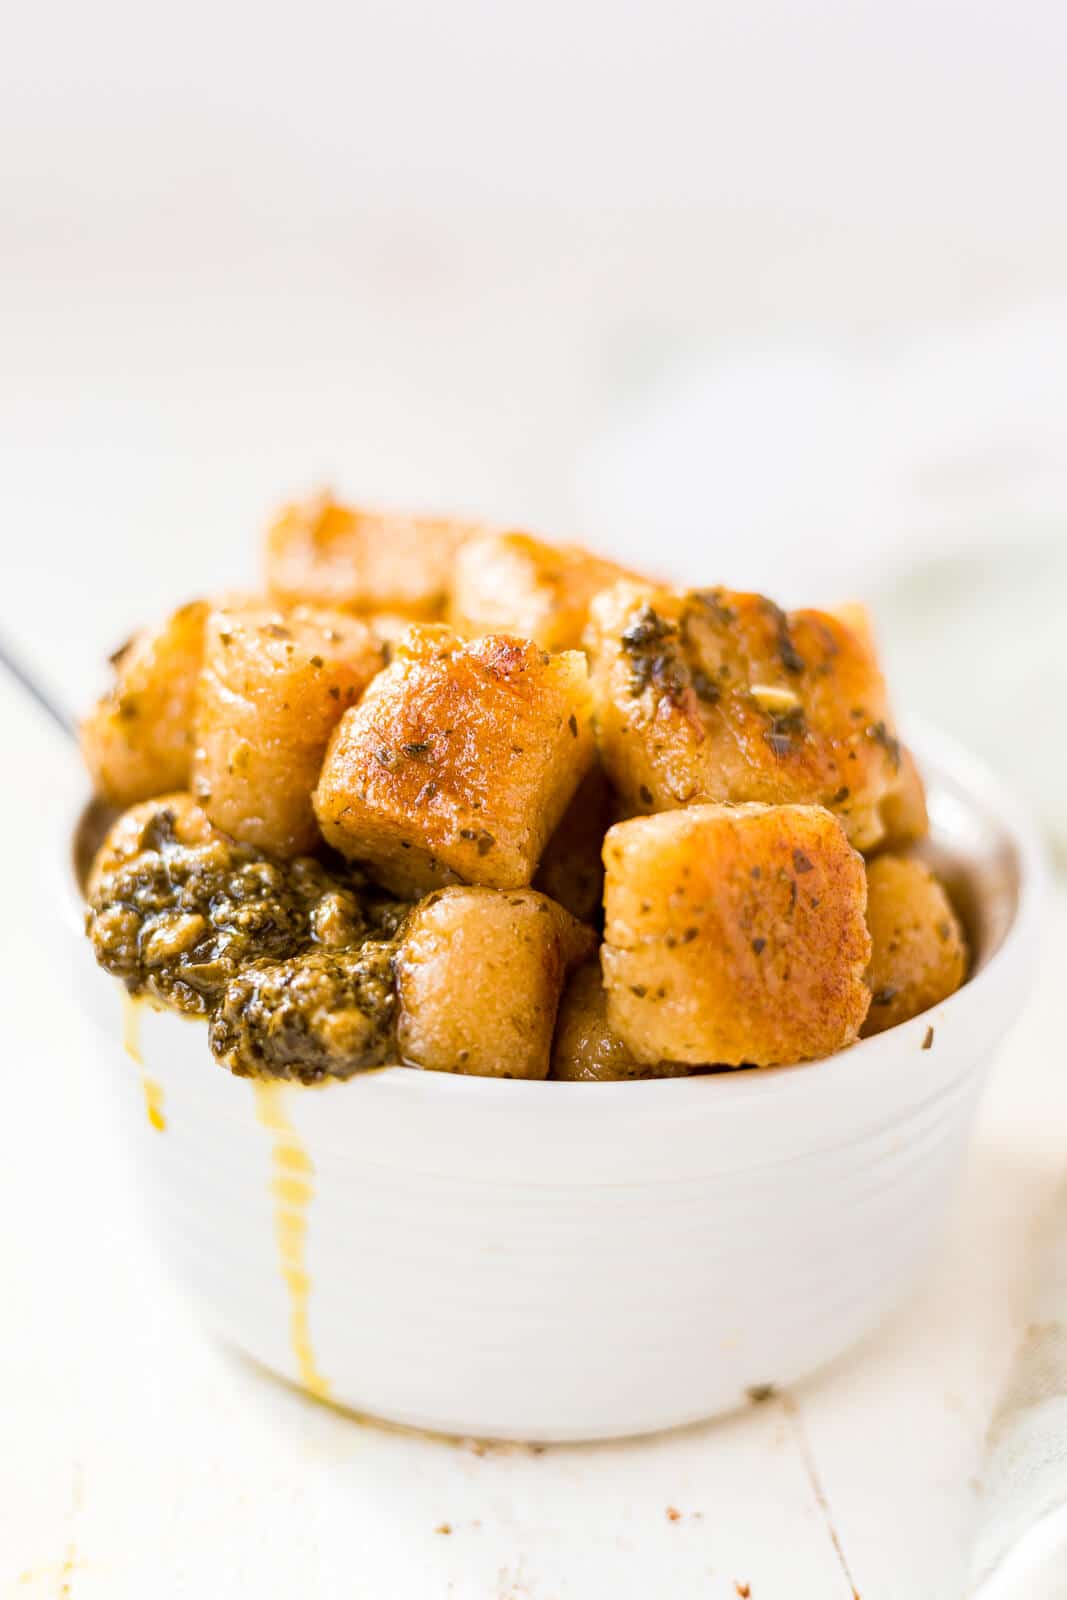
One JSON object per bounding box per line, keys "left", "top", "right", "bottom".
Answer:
{"left": 80, "top": 600, "right": 208, "bottom": 806}
{"left": 193, "top": 604, "right": 383, "bottom": 857}
{"left": 551, "top": 963, "right": 694, "bottom": 1080}
{"left": 451, "top": 530, "right": 648, "bottom": 652}
{"left": 862, "top": 854, "right": 968, "bottom": 1035}
{"left": 602, "top": 802, "right": 871, "bottom": 1067}
{"left": 313, "top": 629, "right": 595, "bottom": 894}
{"left": 266, "top": 492, "right": 480, "bottom": 619}
{"left": 587, "top": 582, "right": 915, "bottom": 851}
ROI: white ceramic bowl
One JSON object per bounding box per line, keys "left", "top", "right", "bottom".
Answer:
{"left": 60, "top": 724, "right": 1044, "bottom": 1442}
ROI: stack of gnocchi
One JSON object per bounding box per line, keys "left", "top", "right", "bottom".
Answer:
{"left": 81, "top": 493, "right": 968, "bottom": 1082}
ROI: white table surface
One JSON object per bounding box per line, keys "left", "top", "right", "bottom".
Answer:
{"left": 0, "top": 618, "right": 1062, "bottom": 1600}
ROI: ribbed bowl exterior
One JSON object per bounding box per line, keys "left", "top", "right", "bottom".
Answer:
{"left": 63, "top": 726, "right": 1043, "bottom": 1441}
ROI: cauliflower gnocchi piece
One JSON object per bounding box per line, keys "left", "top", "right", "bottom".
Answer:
{"left": 451, "top": 531, "right": 645, "bottom": 652}
{"left": 602, "top": 803, "right": 872, "bottom": 1067}
{"left": 877, "top": 747, "right": 929, "bottom": 850}
{"left": 314, "top": 629, "right": 596, "bottom": 895}
{"left": 266, "top": 492, "right": 480, "bottom": 619}
{"left": 395, "top": 887, "right": 596, "bottom": 1078}
{"left": 831, "top": 603, "right": 929, "bottom": 849}
{"left": 550, "top": 963, "right": 693, "bottom": 1080}
{"left": 193, "top": 604, "right": 384, "bottom": 858}
{"left": 533, "top": 764, "right": 613, "bottom": 923}
{"left": 862, "top": 854, "right": 968, "bottom": 1035}
{"left": 80, "top": 601, "right": 207, "bottom": 806}
{"left": 587, "top": 582, "right": 913, "bottom": 852}
{"left": 366, "top": 612, "right": 423, "bottom": 657}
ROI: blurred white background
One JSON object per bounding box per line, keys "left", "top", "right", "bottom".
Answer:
{"left": 4, "top": 1, "right": 1067, "bottom": 738}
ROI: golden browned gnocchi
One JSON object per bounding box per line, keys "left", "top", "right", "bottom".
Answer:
{"left": 601, "top": 803, "right": 872, "bottom": 1067}
{"left": 550, "top": 963, "right": 693, "bottom": 1080}
{"left": 587, "top": 581, "right": 916, "bottom": 852}
{"left": 876, "top": 747, "right": 930, "bottom": 851}
{"left": 831, "top": 604, "right": 929, "bottom": 849}
{"left": 533, "top": 764, "right": 613, "bottom": 923}
{"left": 80, "top": 486, "right": 966, "bottom": 1085}
{"left": 193, "top": 604, "right": 383, "bottom": 857}
{"left": 266, "top": 492, "right": 480, "bottom": 619}
{"left": 314, "top": 628, "right": 596, "bottom": 895}
{"left": 451, "top": 531, "right": 645, "bottom": 652}
{"left": 862, "top": 854, "right": 968, "bottom": 1035}
{"left": 80, "top": 600, "right": 208, "bottom": 806}
{"left": 395, "top": 887, "right": 596, "bottom": 1078}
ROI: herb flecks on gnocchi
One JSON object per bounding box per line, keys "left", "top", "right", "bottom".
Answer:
{"left": 313, "top": 628, "right": 595, "bottom": 895}
{"left": 601, "top": 803, "right": 872, "bottom": 1067}
{"left": 395, "top": 887, "right": 595, "bottom": 1079}
{"left": 81, "top": 600, "right": 208, "bottom": 806}
{"left": 193, "top": 604, "right": 383, "bottom": 858}
{"left": 862, "top": 854, "right": 968, "bottom": 1036}
{"left": 587, "top": 581, "right": 919, "bottom": 852}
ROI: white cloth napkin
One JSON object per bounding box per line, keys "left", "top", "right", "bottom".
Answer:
{"left": 970, "top": 1176, "right": 1067, "bottom": 1597}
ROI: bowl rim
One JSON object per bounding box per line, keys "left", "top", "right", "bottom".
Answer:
{"left": 61, "top": 715, "right": 1047, "bottom": 1110}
